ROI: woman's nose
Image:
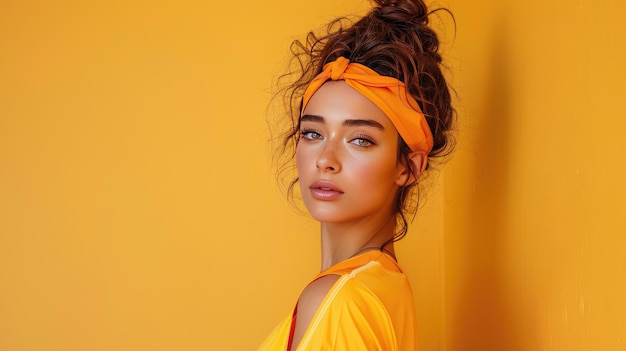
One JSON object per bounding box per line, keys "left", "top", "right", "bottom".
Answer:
{"left": 316, "top": 139, "right": 341, "bottom": 173}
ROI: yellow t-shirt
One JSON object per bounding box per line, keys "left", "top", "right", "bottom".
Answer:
{"left": 258, "top": 250, "right": 418, "bottom": 350}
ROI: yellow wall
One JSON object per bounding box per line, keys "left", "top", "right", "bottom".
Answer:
{"left": 1, "top": 0, "right": 625, "bottom": 350}
{"left": 444, "top": 1, "right": 626, "bottom": 350}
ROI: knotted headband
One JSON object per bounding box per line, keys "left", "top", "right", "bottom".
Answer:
{"left": 301, "top": 56, "right": 433, "bottom": 172}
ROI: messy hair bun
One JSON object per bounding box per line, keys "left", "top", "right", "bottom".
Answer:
{"left": 274, "top": 0, "right": 455, "bottom": 239}
{"left": 374, "top": 0, "right": 428, "bottom": 23}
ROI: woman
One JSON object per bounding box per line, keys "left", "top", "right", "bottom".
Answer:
{"left": 260, "top": 0, "right": 454, "bottom": 349}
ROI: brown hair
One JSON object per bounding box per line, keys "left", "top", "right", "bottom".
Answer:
{"left": 273, "top": 0, "right": 455, "bottom": 240}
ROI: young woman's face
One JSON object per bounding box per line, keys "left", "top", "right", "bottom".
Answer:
{"left": 296, "top": 80, "right": 410, "bottom": 225}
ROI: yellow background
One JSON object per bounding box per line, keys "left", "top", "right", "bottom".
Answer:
{"left": 1, "top": 0, "right": 624, "bottom": 350}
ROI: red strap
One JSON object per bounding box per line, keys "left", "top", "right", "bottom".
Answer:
{"left": 287, "top": 304, "right": 297, "bottom": 351}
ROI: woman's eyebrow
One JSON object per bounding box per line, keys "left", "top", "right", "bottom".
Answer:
{"left": 343, "top": 119, "right": 385, "bottom": 130}
{"left": 300, "top": 114, "right": 384, "bottom": 130}
{"left": 300, "top": 114, "right": 325, "bottom": 123}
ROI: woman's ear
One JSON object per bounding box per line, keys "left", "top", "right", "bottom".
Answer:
{"left": 395, "top": 152, "right": 425, "bottom": 186}
{"left": 410, "top": 152, "right": 426, "bottom": 177}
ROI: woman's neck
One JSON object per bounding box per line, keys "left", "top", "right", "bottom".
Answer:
{"left": 319, "top": 216, "right": 397, "bottom": 270}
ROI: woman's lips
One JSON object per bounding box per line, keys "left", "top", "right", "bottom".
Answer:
{"left": 309, "top": 181, "right": 344, "bottom": 200}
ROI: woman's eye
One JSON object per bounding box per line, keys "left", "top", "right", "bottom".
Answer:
{"left": 351, "top": 137, "right": 374, "bottom": 147}
{"left": 301, "top": 130, "right": 321, "bottom": 140}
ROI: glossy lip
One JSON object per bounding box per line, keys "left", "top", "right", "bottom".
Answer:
{"left": 309, "top": 180, "right": 344, "bottom": 201}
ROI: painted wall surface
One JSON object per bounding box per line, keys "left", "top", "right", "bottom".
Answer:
{"left": 444, "top": 1, "right": 626, "bottom": 350}
{"left": 1, "top": 0, "right": 625, "bottom": 350}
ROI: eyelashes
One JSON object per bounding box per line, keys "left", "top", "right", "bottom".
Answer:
{"left": 300, "top": 129, "right": 322, "bottom": 141}
{"left": 351, "top": 134, "right": 375, "bottom": 147}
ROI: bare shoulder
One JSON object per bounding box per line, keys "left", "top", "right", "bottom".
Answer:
{"left": 300, "top": 274, "right": 341, "bottom": 304}
{"left": 290, "top": 274, "right": 341, "bottom": 351}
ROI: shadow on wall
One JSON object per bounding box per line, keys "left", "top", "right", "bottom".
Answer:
{"left": 447, "top": 16, "right": 538, "bottom": 351}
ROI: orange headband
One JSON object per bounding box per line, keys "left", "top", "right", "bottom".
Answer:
{"left": 302, "top": 57, "right": 433, "bottom": 172}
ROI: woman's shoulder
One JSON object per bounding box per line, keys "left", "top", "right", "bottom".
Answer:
{"left": 308, "top": 257, "right": 412, "bottom": 320}
{"left": 290, "top": 255, "right": 417, "bottom": 349}
{"left": 297, "top": 274, "right": 342, "bottom": 325}
{"left": 294, "top": 270, "right": 401, "bottom": 350}
{"left": 289, "top": 274, "right": 341, "bottom": 350}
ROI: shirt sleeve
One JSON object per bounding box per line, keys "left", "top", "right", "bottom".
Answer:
{"left": 299, "top": 275, "right": 398, "bottom": 351}
{"left": 257, "top": 314, "right": 290, "bottom": 351}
